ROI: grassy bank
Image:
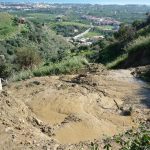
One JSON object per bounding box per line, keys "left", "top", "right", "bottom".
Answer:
{"left": 105, "top": 35, "right": 150, "bottom": 69}
{"left": 0, "top": 13, "right": 18, "bottom": 40}
{"left": 10, "top": 56, "right": 88, "bottom": 81}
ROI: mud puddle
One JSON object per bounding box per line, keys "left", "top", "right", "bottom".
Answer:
{"left": 8, "top": 69, "right": 150, "bottom": 145}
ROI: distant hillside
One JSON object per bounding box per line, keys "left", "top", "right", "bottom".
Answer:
{"left": 0, "top": 13, "right": 74, "bottom": 78}
{"left": 96, "top": 14, "right": 150, "bottom": 69}
{"left": 92, "top": 15, "right": 150, "bottom": 81}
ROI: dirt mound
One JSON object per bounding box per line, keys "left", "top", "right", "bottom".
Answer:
{"left": 0, "top": 68, "right": 150, "bottom": 149}
{"left": 0, "top": 91, "right": 57, "bottom": 150}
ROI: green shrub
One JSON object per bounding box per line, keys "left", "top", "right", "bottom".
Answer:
{"left": 33, "top": 56, "right": 88, "bottom": 77}
{"left": 0, "top": 13, "right": 18, "bottom": 40}
{"left": 10, "top": 69, "right": 33, "bottom": 81}
{"left": 98, "top": 41, "right": 125, "bottom": 64}
{"left": 0, "top": 63, "right": 12, "bottom": 79}
{"left": 125, "top": 35, "right": 150, "bottom": 54}
{"left": 137, "top": 25, "right": 150, "bottom": 37}
{"left": 86, "top": 123, "right": 150, "bottom": 150}
{"left": 102, "top": 35, "right": 150, "bottom": 68}
{"left": 104, "top": 122, "right": 150, "bottom": 150}
{"left": 114, "top": 24, "right": 136, "bottom": 43}
{"left": 15, "top": 46, "right": 42, "bottom": 69}
{"left": 106, "top": 54, "right": 128, "bottom": 69}
{"left": 10, "top": 56, "right": 88, "bottom": 81}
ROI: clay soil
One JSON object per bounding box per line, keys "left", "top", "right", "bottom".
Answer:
{"left": 0, "top": 67, "right": 150, "bottom": 149}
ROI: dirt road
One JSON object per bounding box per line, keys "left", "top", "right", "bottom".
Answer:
{"left": 0, "top": 67, "right": 149, "bottom": 149}
{"left": 73, "top": 28, "right": 92, "bottom": 39}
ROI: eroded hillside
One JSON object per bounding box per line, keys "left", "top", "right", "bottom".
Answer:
{"left": 0, "top": 66, "right": 149, "bottom": 149}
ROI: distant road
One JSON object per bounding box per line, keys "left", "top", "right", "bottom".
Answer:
{"left": 73, "top": 27, "right": 92, "bottom": 40}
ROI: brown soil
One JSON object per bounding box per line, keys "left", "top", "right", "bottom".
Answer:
{"left": 0, "top": 66, "right": 150, "bottom": 149}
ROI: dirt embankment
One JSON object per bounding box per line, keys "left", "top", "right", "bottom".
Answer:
{"left": 0, "top": 66, "right": 150, "bottom": 149}
{"left": 131, "top": 65, "right": 150, "bottom": 82}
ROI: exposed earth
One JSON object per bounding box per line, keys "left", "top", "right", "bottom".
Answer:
{"left": 0, "top": 65, "right": 150, "bottom": 150}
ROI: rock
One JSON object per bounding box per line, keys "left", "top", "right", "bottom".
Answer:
{"left": 40, "top": 126, "right": 54, "bottom": 136}
{"left": 71, "top": 83, "right": 77, "bottom": 87}
{"left": 15, "top": 126, "right": 22, "bottom": 130}
{"left": 32, "top": 81, "right": 41, "bottom": 85}
{"left": 6, "top": 100, "right": 11, "bottom": 107}
{"left": 92, "top": 82, "right": 97, "bottom": 86}
{"left": 32, "top": 117, "right": 43, "bottom": 126}
{"left": 5, "top": 127, "right": 13, "bottom": 132}
{"left": 26, "top": 81, "right": 41, "bottom": 87}
{"left": 42, "top": 146, "right": 48, "bottom": 150}
{"left": 61, "top": 114, "right": 81, "bottom": 125}
{"left": 33, "top": 140, "right": 36, "bottom": 144}
{"left": 12, "top": 134, "right": 16, "bottom": 139}
{"left": 1, "top": 90, "right": 8, "bottom": 96}
{"left": 120, "top": 106, "right": 133, "bottom": 116}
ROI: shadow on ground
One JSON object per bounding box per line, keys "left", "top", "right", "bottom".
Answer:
{"left": 137, "top": 81, "right": 150, "bottom": 109}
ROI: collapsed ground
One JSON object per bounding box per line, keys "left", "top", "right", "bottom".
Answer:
{"left": 0, "top": 65, "right": 150, "bottom": 149}
{"left": 0, "top": 11, "right": 150, "bottom": 150}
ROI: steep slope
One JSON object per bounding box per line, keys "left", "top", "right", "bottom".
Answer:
{"left": 96, "top": 15, "right": 150, "bottom": 72}
{"left": 1, "top": 67, "right": 149, "bottom": 149}
{"left": 0, "top": 12, "right": 73, "bottom": 73}
{"left": 0, "top": 13, "right": 18, "bottom": 40}
{"left": 117, "top": 35, "right": 150, "bottom": 68}
{"left": 0, "top": 90, "right": 58, "bottom": 150}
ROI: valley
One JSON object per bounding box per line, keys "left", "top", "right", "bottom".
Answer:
{"left": 0, "top": 2, "right": 150, "bottom": 150}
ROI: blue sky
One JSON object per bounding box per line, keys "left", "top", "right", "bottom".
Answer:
{"left": 1, "top": 0, "right": 150, "bottom": 5}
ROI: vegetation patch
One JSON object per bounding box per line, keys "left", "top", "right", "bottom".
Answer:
{"left": 103, "top": 122, "right": 150, "bottom": 150}
{"left": 0, "top": 13, "right": 18, "bottom": 40}
{"left": 125, "top": 35, "right": 150, "bottom": 54}
{"left": 50, "top": 22, "right": 90, "bottom": 37}
{"left": 83, "top": 31, "right": 101, "bottom": 38}
{"left": 97, "top": 15, "right": 150, "bottom": 69}
{"left": 10, "top": 56, "right": 88, "bottom": 81}
{"left": 106, "top": 54, "right": 128, "bottom": 69}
